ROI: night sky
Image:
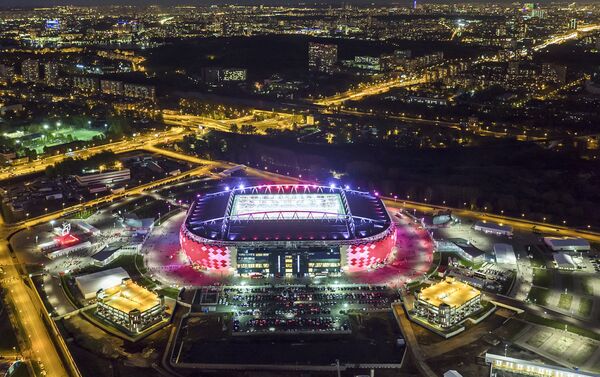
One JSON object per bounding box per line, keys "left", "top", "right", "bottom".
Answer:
{"left": 1, "top": 0, "right": 518, "bottom": 8}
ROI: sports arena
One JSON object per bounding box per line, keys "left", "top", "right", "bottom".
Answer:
{"left": 179, "top": 184, "right": 397, "bottom": 277}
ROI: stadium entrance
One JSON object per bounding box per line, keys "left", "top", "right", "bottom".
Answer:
{"left": 236, "top": 247, "right": 341, "bottom": 277}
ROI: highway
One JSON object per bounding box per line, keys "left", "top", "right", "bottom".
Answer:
{"left": 533, "top": 24, "right": 600, "bottom": 51}
{"left": 0, "top": 127, "right": 188, "bottom": 182}
{"left": 314, "top": 76, "right": 427, "bottom": 107}
{"left": 383, "top": 197, "right": 600, "bottom": 243}
{"left": 162, "top": 110, "right": 297, "bottom": 134}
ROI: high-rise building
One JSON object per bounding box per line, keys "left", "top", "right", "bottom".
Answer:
{"left": 222, "top": 68, "right": 247, "bottom": 82}
{"left": 73, "top": 76, "right": 100, "bottom": 93}
{"left": 100, "top": 79, "right": 125, "bottom": 96}
{"left": 0, "top": 64, "right": 15, "bottom": 81}
{"left": 123, "top": 83, "right": 156, "bottom": 101}
{"left": 308, "top": 42, "right": 338, "bottom": 74}
{"left": 569, "top": 18, "right": 578, "bottom": 30}
{"left": 43, "top": 62, "right": 60, "bottom": 86}
{"left": 22, "top": 59, "right": 40, "bottom": 83}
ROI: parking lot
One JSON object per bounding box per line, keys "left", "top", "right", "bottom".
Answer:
{"left": 194, "top": 284, "right": 397, "bottom": 335}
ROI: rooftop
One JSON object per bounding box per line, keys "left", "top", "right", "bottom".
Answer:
{"left": 75, "top": 267, "right": 130, "bottom": 297}
{"left": 101, "top": 279, "right": 161, "bottom": 314}
{"left": 418, "top": 277, "right": 480, "bottom": 308}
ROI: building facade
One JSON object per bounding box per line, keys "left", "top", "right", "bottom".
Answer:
{"left": 308, "top": 42, "right": 338, "bottom": 73}
{"left": 414, "top": 277, "right": 482, "bottom": 328}
{"left": 96, "top": 278, "right": 165, "bottom": 334}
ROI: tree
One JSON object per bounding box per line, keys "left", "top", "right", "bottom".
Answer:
{"left": 240, "top": 124, "right": 257, "bottom": 134}
{"left": 230, "top": 124, "right": 239, "bottom": 133}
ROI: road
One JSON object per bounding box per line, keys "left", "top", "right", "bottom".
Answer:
{"left": 533, "top": 24, "right": 600, "bottom": 51}
{"left": 0, "top": 218, "right": 73, "bottom": 377}
{"left": 314, "top": 76, "right": 428, "bottom": 106}
{"left": 383, "top": 197, "right": 600, "bottom": 243}
{"left": 162, "top": 110, "right": 297, "bottom": 134}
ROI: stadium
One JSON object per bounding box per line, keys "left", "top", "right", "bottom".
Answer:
{"left": 179, "top": 184, "right": 397, "bottom": 277}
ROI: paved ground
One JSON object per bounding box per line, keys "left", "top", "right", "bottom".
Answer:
{"left": 512, "top": 322, "right": 600, "bottom": 372}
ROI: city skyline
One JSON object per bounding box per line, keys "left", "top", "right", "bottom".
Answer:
{"left": 0, "top": 1, "right": 599, "bottom": 377}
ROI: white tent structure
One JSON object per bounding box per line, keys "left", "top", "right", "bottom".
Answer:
{"left": 75, "top": 267, "right": 130, "bottom": 300}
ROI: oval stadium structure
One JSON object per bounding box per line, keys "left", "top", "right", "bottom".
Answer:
{"left": 180, "top": 184, "right": 396, "bottom": 276}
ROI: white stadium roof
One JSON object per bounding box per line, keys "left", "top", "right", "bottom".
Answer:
{"left": 75, "top": 267, "right": 130, "bottom": 299}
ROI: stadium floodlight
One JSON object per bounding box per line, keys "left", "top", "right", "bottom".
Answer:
{"left": 238, "top": 184, "right": 245, "bottom": 190}
{"left": 329, "top": 183, "right": 336, "bottom": 189}
{"left": 225, "top": 186, "right": 230, "bottom": 191}
{"left": 344, "top": 185, "right": 350, "bottom": 190}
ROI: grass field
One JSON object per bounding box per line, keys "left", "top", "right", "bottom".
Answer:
{"left": 579, "top": 297, "right": 594, "bottom": 317}
{"left": 558, "top": 293, "right": 573, "bottom": 311}
{"left": 532, "top": 268, "right": 551, "bottom": 287}
{"left": 582, "top": 278, "right": 595, "bottom": 296}
{"left": 559, "top": 273, "right": 574, "bottom": 291}
{"left": 528, "top": 286, "right": 551, "bottom": 306}
{"left": 0, "top": 309, "right": 19, "bottom": 353}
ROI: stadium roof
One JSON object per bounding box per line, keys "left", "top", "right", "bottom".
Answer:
{"left": 184, "top": 185, "right": 391, "bottom": 243}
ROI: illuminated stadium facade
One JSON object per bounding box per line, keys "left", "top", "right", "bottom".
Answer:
{"left": 180, "top": 184, "right": 396, "bottom": 277}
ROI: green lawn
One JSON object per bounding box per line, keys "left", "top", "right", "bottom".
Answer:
{"left": 582, "top": 278, "right": 595, "bottom": 296}
{"left": 558, "top": 294, "right": 573, "bottom": 311}
{"left": 529, "top": 247, "right": 547, "bottom": 268}
{"left": 559, "top": 273, "right": 574, "bottom": 291}
{"left": 532, "top": 268, "right": 551, "bottom": 287}
{"left": 9, "top": 362, "right": 30, "bottom": 377}
{"left": 0, "top": 309, "right": 19, "bottom": 352}
{"left": 528, "top": 286, "right": 551, "bottom": 306}
{"left": 157, "top": 287, "right": 181, "bottom": 300}
{"left": 579, "top": 297, "right": 593, "bottom": 317}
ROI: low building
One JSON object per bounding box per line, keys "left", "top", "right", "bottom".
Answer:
{"left": 543, "top": 237, "right": 591, "bottom": 252}
{"left": 553, "top": 252, "right": 577, "bottom": 270}
{"left": 96, "top": 278, "right": 165, "bottom": 334}
{"left": 473, "top": 221, "right": 513, "bottom": 236}
{"left": 485, "top": 353, "right": 597, "bottom": 377}
{"left": 75, "top": 168, "right": 130, "bottom": 187}
{"left": 75, "top": 267, "right": 130, "bottom": 300}
{"left": 122, "top": 217, "right": 154, "bottom": 235}
{"left": 434, "top": 239, "right": 485, "bottom": 263}
{"left": 493, "top": 243, "right": 517, "bottom": 266}
{"left": 414, "top": 277, "right": 482, "bottom": 328}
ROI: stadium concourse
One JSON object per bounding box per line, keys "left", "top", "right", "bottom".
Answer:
{"left": 141, "top": 184, "right": 434, "bottom": 287}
